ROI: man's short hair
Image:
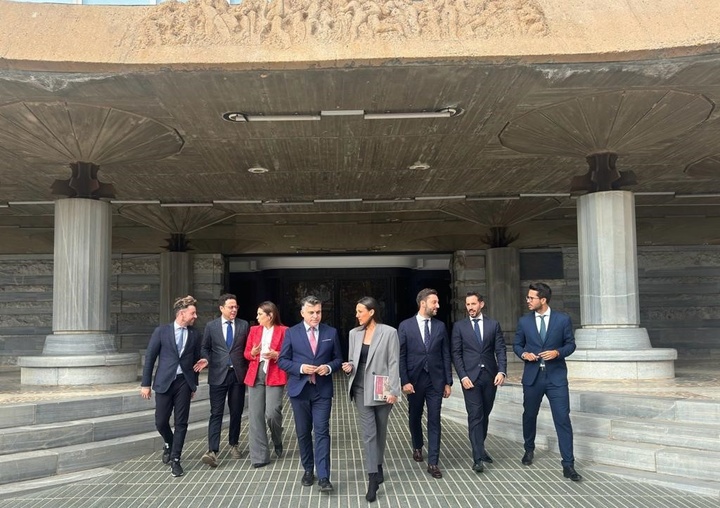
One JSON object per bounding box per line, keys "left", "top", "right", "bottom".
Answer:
{"left": 218, "top": 293, "right": 236, "bottom": 307}
{"left": 300, "top": 295, "right": 322, "bottom": 308}
{"left": 466, "top": 291, "right": 484, "bottom": 302}
{"left": 173, "top": 295, "right": 197, "bottom": 314}
{"left": 529, "top": 282, "right": 552, "bottom": 302}
{"left": 416, "top": 288, "right": 438, "bottom": 307}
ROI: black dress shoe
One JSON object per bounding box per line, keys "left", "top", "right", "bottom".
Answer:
{"left": 301, "top": 470, "right": 315, "bottom": 486}
{"left": 426, "top": 464, "right": 443, "bottom": 479}
{"left": 521, "top": 450, "right": 534, "bottom": 466}
{"left": 472, "top": 460, "right": 484, "bottom": 473}
{"left": 274, "top": 443, "right": 283, "bottom": 458}
{"left": 318, "top": 477, "right": 334, "bottom": 492}
{"left": 563, "top": 466, "right": 583, "bottom": 481}
{"left": 481, "top": 453, "right": 494, "bottom": 464}
{"left": 252, "top": 461, "right": 270, "bottom": 468}
{"left": 377, "top": 464, "right": 384, "bottom": 484}
{"left": 412, "top": 448, "right": 424, "bottom": 462}
{"left": 162, "top": 444, "right": 171, "bottom": 465}
{"left": 170, "top": 459, "right": 183, "bottom": 477}
{"left": 366, "top": 472, "right": 379, "bottom": 502}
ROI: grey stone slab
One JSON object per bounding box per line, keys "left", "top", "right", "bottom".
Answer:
{"left": 576, "top": 392, "right": 676, "bottom": 419}
{"left": 611, "top": 418, "right": 720, "bottom": 451}
{"left": 674, "top": 399, "right": 720, "bottom": 424}
{"left": 0, "top": 421, "right": 93, "bottom": 455}
{"left": 566, "top": 435, "right": 661, "bottom": 472}
{"left": 656, "top": 449, "right": 720, "bottom": 482}
{"left": 0, "top": 450, "right": 57, "bottom": 484}
{"left": 34, "top": 396, "right": 126, "bottom": 424}
{"left": 0, "top": 403, "right": 35, "bottom": 428}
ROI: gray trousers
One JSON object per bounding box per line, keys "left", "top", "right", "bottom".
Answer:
{"left": 247, "top": 368, "right": 284, "bottom": 464}
{"left": 353, "top": 383, "right": 393, "bottom": 474}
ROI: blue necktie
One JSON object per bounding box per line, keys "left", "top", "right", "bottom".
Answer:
{"left": 472, "top": 318, "right": 482, "bottom": 343}
{"left": 539, "top": 315, "right": 547, "bottom": 343}
{"left": 423, "top": 319, "right": 431, "bottom": 350}
{"left": 225, "top": 321, "right": 233, "bottom": 350}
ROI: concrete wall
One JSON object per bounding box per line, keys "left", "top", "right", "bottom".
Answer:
{"left": 0, "top": 253, "right": 224, "bottom": 363}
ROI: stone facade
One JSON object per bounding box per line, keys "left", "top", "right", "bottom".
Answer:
{"left": 0, "top": 253, "right": 224, "bottom": 363}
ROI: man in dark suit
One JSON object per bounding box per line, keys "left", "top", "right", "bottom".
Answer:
{"left": 194, "top": 293, "right": 249, "bottom": 468}
{"left": 278, "top": 295, "right": 342, "bottom": 492}
{"left": 141, "top": 295, "right": 202, "bottom": 478}
{"left": 513, "top": 282, "right": 582, "bottom": 481}
{"left": 398, "top": 288, "right": 453, "bottom": 479}
{"left": 451, "top": 292, "right": 507, "bottom": 473}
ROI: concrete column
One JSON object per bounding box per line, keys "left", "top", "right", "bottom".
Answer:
{"left": 571, "top": 191, "right": 676, "bottom": 379}
{"left": 450, "top": 250, "right": 486, "bottom": 322}
{"left": 18, "top": 199, "right": 137, "bottom": 385}
{"left": 160, "top": 252, "right": 193, "bottom": 324}
{"left": 485, "top": 247, "right": 521, "bottom": 335}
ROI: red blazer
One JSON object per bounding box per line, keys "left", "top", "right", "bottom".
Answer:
{"left": 244, "top": 324, "right": 288, "bottom": 387}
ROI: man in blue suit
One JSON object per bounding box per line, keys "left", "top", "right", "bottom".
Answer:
{"left": 278, "top": 295, "right": 342, "bottom": 492}
{"left": 451, "top": 292, "right": 506, "bottom": 473}
{"left": 141, "top": 295, "right": 202, "bottom": 478}
{"left": 513, "top": 282, "right": 582, "bottom": 481}
{"left": 398, "top": 288, "right": 453, "bottom": 479}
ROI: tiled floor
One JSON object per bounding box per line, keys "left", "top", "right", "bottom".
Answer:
{"left": 1, "top": 373, "right": 718, "bottom": 508}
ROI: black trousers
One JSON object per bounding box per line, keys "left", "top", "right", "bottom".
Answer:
{"left": 461, "top": 369, "right": 497, "bottom": 462}
{"left": 208, "top": 367, "right": 246, "bottom": 452}
{"left": 155, "top": 374, "right": 193, "bottom": 461}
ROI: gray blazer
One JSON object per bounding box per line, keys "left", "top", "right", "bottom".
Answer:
{"left": 346, "top": 323, "right": 402, "bottom": 406}
{"left": 201, "top": 317, "right": 249, "bottom": 385}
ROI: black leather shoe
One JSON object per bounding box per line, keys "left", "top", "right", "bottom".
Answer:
{"left": 481, "top": 453, "right": 494, "bottom": 464}
{"left": 412, "top": 448, "right": 424, "bottom": 462}
{"left": 366, "top": 473, "right": 379, "bottom": 502}
{"left": 563, "top": 466, "right": 583, "bottom": 481}
{"left": 472, "top": 460, "right": 484, "bottom": 473}
{"left": 377, "top": 464, "right": 384, "bottom": 484}
{"left": 301, "top": 470, "right": 315, "bottom": 486}
{"left": 170, "top": 459, "right": 184, "bottom": 477}
{"left": 318, "top": 477, "right": 334, "bottom": 492}
{"left": 162, "top": 444, "right": 171, "bottom": 465}
{"left": 274, "top": 443, "right": 283, "bottom": 458}
{"left": 252, "top": 461, "right": 270, "bottom": 468}
{"left": 426, "top": 464, "right": 443, "bottom": 479}
{"left": 521, "top": 450, "right": 534, "bottom": 466}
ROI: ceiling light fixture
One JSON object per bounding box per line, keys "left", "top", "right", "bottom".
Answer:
{"left": 247, "top": 167, "right": 269, "bottom": 174}
{"left": 466, "top": 196, "right": 521, "bottom": 201}
{"left": 160, "top": 203, "right": 213, "bottom": 207}
{"left": 213, "top": 200, "right": 263, "bottom": 204}
{"left": 408, "top": 161, "right": 431, "bottom": 170}
{"left": 675, "top": 193, "right": 720, "bottom": 198}
{"left": 363, "top": 198, "right": 414, "bottom": 204}
{"left": 364, "top": 110, "right": 452, "bottom": 120}
{"left": 519, "top": 193, "right": 572, "bottom": 198}
{"left": 314, "top": 198, "right": 362, "bottom": 203}
{"left": 111, "top": 200, "right": 161, "bottom": 205}
{"left": 415, "top": 195, "right": 466, "bottom": 201}
{"left": 635, "top": 191, "right": 676, "bottom": 196}
{"left": 262, "top": 201, "right": 313, "bottom": 206}
{"left": 320, "top": 110, "right": 364, "bottom": 117}
{"left": 8, "top": 201, "right": 54, "bottom": 205}
{"left": 222, "top": 112, "right": 248, "bottom": 122}
{"left": 246, "top": 114, "right": 321, "bottom": 122}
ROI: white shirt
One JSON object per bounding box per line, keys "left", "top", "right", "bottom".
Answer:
{"left": 173, "top": 322, "right": 186, "bottom": 375}
{"left": 415, "top": 314, "right": 431, "bottom": 341}
{"left": 470, "top": 315, "right": 483, "bottom": 341}
{"left": 535, "top": 308, "right": 552, "bottom": 334}
{"left": 260, "top": 325, "right": 274, "bottom": 373}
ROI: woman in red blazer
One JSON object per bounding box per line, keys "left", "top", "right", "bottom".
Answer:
{"left": 244, "top": 301, "right": 288, "bottom": 467}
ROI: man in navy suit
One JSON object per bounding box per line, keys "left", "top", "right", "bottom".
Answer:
{"left": 451, "top": 292, "right": 506, "bottom": 473}
{"left": 141, "top": 295, "right": 202, "bottom": 478}
{"left": 398, "top": 288, "right": 453, "bottom": 479}
{"left": 193, "top": 293, "right": 249, "bottom": 468}
{"left": 513, "top": 282, "right": 582, "bottom": 481}
{"left": 278, "top": 295, "right": 342, "bottom": 492}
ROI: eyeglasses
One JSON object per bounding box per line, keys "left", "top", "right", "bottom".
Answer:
{"left": 525, "top": 296, "right": 541, "bottom": 301}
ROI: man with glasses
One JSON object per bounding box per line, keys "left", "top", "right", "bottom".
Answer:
{"left": 194, "top": 293, "right": 249, "bottom": 468}
{"left": 513, "top": 282, "right": 582, "bottom": 481}
{"left": 141, "top": 295, "right": 202, "bottom": 478}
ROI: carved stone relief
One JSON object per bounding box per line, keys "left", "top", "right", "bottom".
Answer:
{"left": 135, "top": 0, "right": 548, "bottom": 48}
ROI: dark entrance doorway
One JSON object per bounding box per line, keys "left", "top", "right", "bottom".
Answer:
{"left": 229, "top": 266, "right": 451, "bottom": 361}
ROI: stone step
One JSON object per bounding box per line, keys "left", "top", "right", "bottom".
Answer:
{"left": 611, "top": 417, "right": 720, "bottom": 452}
{"left": 0, "top": 420, "right": 211, "bottom": 486}
{"left": 0, "top": 400, "right": 211, "bottom": 456}
{"left": 590, "top": 464, "right": 720, "bottom": 498}
{"left": 0, "top": 383, "right": 210, "bottom": 430}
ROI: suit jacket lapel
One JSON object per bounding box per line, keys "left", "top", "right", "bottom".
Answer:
{"left": 366, "top": 326, "right": 380, "bottom": 366}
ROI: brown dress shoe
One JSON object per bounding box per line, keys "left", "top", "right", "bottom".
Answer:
{"left": 412, "top": 449, "right": 424, "bottom": 462}
{"left": 426, "top": 464, "right": 443, "bottom": 479}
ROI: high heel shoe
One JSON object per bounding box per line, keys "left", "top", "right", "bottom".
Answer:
{"left": 365, "top": 472, "right": 379, "bottom": 502}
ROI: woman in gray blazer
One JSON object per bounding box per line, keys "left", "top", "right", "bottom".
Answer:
{"left": 341, "top": 296, "right": 401, "bottom": 503}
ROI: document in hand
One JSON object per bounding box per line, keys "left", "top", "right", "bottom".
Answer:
{"left": 373, "top": 374, "right": 391, "bottom": 401}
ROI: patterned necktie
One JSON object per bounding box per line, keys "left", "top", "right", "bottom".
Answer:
{"left": 423, "top": 319, "right": 431, "bottom": 350}
{"left": 472, "top": 318, "right": 482, "bottom": 342}
{"left": 539, "top": 315, "right": 547, "bottom": 343}
{"left": 309, "top": 327, "right": 317, "bottom": 354}
{"left": 225, "top": 321, "right": 233, "bottom": 349}
{"left": 175, "top": 327, "right": 184, "bottom": 355}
